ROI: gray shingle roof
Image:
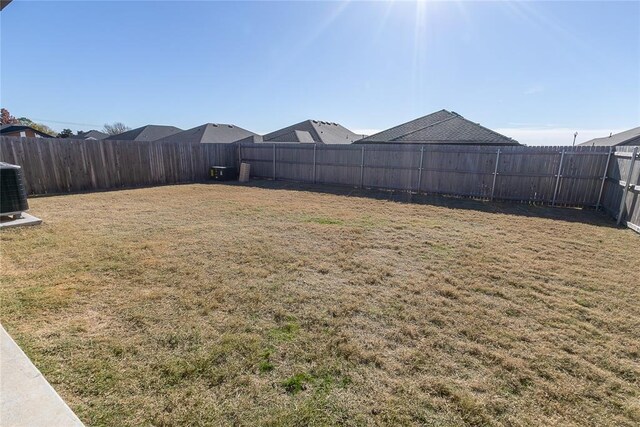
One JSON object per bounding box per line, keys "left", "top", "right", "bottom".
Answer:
{"left": 355, "top": 110, "right": 519, "bottom": 145}
{"left": 235, "top": 134, "right": 264, "bottom": 144}
{"left": 75, "top": 130, "right": 108, "bottom": 140}
{"left": 105, "top": 125, "right": 183, "bottom": 141}
{"left": 578, "top": 127, "right": 640, "bottom": 147}
{"left": 263, "top": 120, "right": 361, "bottom": 144}
{"left": 156, "top": 123, "right": 257, "bottom": 144}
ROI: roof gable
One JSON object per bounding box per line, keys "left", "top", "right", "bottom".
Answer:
{"left": 105, "top": 125, "right": 183, "bottom": 141}
{"left": 294, "top": 130, "right": 315, "bottom": 143}
{"left": 157, "top": 123, "right": 257, "bottom": 144}
{"left": 76, "top": 130, "right": 108, "bottom": 140}
{"left": 263, "top": 120, "right": 361, "bottom": 144}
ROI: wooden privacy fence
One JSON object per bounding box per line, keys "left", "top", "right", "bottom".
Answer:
{"left": 0, "top": 136, "right": 237, "bottom": 195}
{"left": 239, "top": 143, "right": 640, "bottom": 232}
{"left": 239, "top": 143, "right": 614, "bottom": 206}
{"left": 1, "top": 136, "right": 638, "bottom": 232}
{"left": 599, "top": 146, "right": 640, "bottom": 232}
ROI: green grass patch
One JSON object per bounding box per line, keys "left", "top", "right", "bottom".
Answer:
{"left": 303, "top": 216, "right": 344, "bottom": 225}
{"left": 269, "top": 321, "right": 300, "bottom": 341}
{"left": 258, "top": 348, "right": 275, "bottom": 373}
{"left": 282, "top": 372, "right": 313, "bottom": 394}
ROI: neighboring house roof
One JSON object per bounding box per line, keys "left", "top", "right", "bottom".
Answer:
{"left": 0, "top": 124, "right": 54, "bottom": 138}
{"left": 105, "top": 125, "right": 183, "bottom": 141}
{"left": 75, "top": 130, "right": 108, "bottom": 140}
{"left": 578, "top": 127, "right": 640, "bottom": 147}
{"left": 355, "top": 109, "right": 519, "bottom": 145}
{"left": 263, "top": 120, "right": 362, "bottom": 144}
{"left": 156, "top": 123, "right": 258, "bottom": 144}
{"left": 235, "top": 134, "right": 264, "bottom": 144}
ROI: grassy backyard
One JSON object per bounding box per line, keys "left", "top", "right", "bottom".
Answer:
{"left": 1, "top": 182, "right": 638, "bottom": 426}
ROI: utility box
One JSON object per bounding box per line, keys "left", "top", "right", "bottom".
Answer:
{"left": 209, "top": 166, "right": 238, "bottom": 181}
{"left": 239, "top": 163, "right": 251, "bottom": 183}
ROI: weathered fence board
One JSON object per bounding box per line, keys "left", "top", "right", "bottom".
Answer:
{"left": 601, "top": 146, "right": 640, "bottom": 232}
{"left": 0, "top": 137, "right": 237, "bottom": 195}
{"left": 239, "top": 142, "right": 639, "bottom": 232}
{"left": 2, "top": 136, "right": 638, "bottom": 233}
{"left": 240, "top": 143, "right": 614, "bottom": 207}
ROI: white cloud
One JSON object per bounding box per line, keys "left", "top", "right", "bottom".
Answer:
{"left": 495, "top": 127, "right": 623, "bottom": 146}
{"left": 524, "top": 84, "right": 544, "bottom": 95}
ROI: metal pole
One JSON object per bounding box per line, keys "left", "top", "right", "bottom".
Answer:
{"left": 490, "top": 149, "right": 501, "bottom": 201}
{"left": 360, "top": 146, "right": 365, "bottom": 189}
{"left": 272, "top": 143, "right": 276, "bottom": 180}
{"left": 617, "top": 146, "right": 638, "bottom": 225}
{"left": 238, "top": 143, "right": 242, "bottom": 167}
{"left": 417, "top": 146, "right": 424, "bottom": 193}
{"left": 596, "top": 146, "right": 613, "bottom": 211}
{"left": 552, "top": 149, "right": 565, "bottom": 206}
{"left": 313, "top": 144, "right": 317, "bottom": 184}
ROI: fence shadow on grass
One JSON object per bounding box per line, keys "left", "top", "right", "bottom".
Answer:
{"left": 221, "top": 179, "right": 621, "bottom": 229}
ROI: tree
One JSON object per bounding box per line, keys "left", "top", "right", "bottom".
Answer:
{"left": 17, "top": 117, "right": 56, "bottom": 136}
{"left": 2, "top": 108, "right": 56, "bottom": 136}
{"left": 1, "top": 108, "right": 18, "bottom": 125}
{"left": 103, "top": 122, "right": 130, "bottom": 135}
{"left": 57, "top": 128, "right": 73, "bottom": 138}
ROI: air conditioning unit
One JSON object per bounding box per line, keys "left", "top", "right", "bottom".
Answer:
{"left": 1, "top": 162, "right": 41, "bottom": 228}
{"left": 1, "top": 162, "right": 29, "bottom": 216}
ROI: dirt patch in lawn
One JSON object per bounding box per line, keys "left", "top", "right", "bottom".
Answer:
{"left": 1, "top": 183, "right": 638, "bottom": 426}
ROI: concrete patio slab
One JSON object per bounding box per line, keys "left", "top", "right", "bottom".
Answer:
{"left": 0, "top": 325, "right": 84, "bottom": 427}
{"left": 0, "top": 213, "right": 42, "bottom": 229}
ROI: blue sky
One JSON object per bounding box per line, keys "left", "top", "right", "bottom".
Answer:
{"left": 1, "top": 1, "right": 639, "bottom": 145}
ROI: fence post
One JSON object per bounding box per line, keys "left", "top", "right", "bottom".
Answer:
{"left": 272, "top": 143, "right": 276, "bottom": 180}
{"left": 313, "top": 144, "right": 317, "bottom": 184}
{"left": 417, "top": 145, "right": 424, "bottom": 193}
{"left": 596, "top": 146, "right": 613, "bottom": 211}
{"left": 552, "top": 149, "right": 566, "bottom": 206}
{"left": 617, "top": 146, "right": 638, "bottom": 225}
{"left": 360, "top": 146, "right": 365, "bottom": 189}
{"left": 490, "top": 149, "right": 501, "bottom": 201}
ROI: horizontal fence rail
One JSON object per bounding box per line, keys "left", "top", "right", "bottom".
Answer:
{"left": 239, "top": 143, "right": 614, "bottom": 208}
{"left": 1, "top": 136, "right": 638, "bottom": 233}
{"left": 0, "top": 136, "right": 237, "bottom": 195}
{"left": 599, "top": 146, "right": 640, "bottom": 232}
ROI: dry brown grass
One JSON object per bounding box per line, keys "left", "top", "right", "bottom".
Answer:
{"left": 1, "top": 182, "right": 638, "bottom": 426}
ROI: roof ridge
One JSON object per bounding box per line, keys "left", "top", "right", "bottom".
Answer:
{"left": 361, "top": 109, "right": 453, "bottom": 141}
{"left": 453, "top": 115, "right": 515, "bottom": 141}
{"left": 264, "top": 120, "right": 316, "bottom": 141}
{"left": 388, "top": 114, "right": 459, "bottom": 141}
